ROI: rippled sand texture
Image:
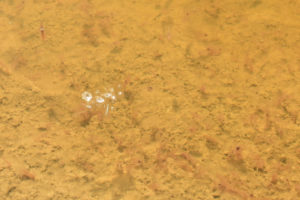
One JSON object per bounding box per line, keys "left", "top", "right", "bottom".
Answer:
{"left": 0, "top": 0, "right": 299, "bottom": 199}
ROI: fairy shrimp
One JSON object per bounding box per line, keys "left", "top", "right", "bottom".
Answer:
{"left": 40, "top": 25, "right": 45, "bottom": 40}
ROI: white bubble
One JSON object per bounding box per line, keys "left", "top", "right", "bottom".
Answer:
{"left": 82, "top": 91, "right": 92, "bottom": 102}
{"left": 111, "top": 95, "right": 116, "bottom": 100}
{"left": 118, "top": 91, "right": 122, "bottom": 95}
{"left": 95, "top": 96, "right": 105, "bottom": 103}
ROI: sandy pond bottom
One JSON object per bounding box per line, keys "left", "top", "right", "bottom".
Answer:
{"left": 0, "top": 0, "right": 299, "bottom": 199}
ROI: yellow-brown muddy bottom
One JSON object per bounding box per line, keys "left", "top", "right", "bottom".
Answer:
{"left": 0, "top": 0, "right": 299, "bottom": 199}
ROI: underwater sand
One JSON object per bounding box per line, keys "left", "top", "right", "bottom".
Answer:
{"left": 0, "top": 0, "right": 299, "bottom": 199}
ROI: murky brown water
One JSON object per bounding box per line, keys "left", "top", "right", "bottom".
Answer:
{"left": 0, "top": 0, "right": 299, "bottom": 199}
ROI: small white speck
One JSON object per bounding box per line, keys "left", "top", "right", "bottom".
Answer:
{"left": 103, "top": 93, "right": 112, "bottom": 98}
{"left": 82, "top": 91, "right": 92, "bottom": 102}
{"left": 105, "top": 104, "right": 109, "bottom": 115}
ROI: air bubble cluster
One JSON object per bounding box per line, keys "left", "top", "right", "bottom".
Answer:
{"left": 81, "top": 84, "right": 123, "bottom": 115}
